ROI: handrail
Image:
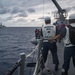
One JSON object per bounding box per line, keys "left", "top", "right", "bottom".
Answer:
{"left": 26, "top": 44, "right": 39, "bottom": 59}
{"left": 6, "top": 39, "right": 44, "bottom": 75}
{"left": 6, "top": 44, "right": 38, "bottom": 75}
{"left": 33, "top": 39, "right": 45, "bottom": 75}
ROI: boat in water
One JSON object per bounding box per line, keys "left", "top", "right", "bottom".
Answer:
{"left": 0, "top": 23, "right": 5, "bottom": 28}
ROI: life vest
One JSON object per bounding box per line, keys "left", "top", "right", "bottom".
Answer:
{"left": 42, "top": 24, "right": 56, "bottom": 41}
{"left": 63, "top": 26, "right": 75, "bottom": 47}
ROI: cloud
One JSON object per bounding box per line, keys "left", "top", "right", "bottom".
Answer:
{"left": 31, "top": 19, "right": 35, "bottom": 22}
{"left": 6, "top": 16, "right": 13, "bottom": 20}
{"left": 27, "top": 8, "right": 35, "bottom": 13}
{"left": 21, "top": 0, "right": 50, "bottom": 8}
{"left": 0, "top": 0, "right": 75, "bottom": 27}
{"left": 66, "top": 6, "right": 75, "bottom": 12}
{"left": 17, "top": 18, "right": 27, "bottom": 22}
{"left": 10, "top": 7, "right": 24, "bottom": 14}
{"left": 38, "top": 17, "right": 44, "bottom": 20}
{"left": 0, "top": 17, "right": 5, "bottom": 23}
{"left": 0, "top": 7, "right": 10, "bottom": 14}
{"left": 18, "top": 13, "right": 28, "bottom": 17}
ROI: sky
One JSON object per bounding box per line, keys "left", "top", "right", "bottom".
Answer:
{"left": 0, "top": 0, "right": 75, "bottom": 27}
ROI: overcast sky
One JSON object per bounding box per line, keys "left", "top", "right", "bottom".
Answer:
{"left": 0, "top": 0, "right": 75, "bottom": 27}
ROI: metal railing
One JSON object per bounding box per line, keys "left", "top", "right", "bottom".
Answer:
{"left": 33, "top": 39, "right": 45, "bottom": 75}
{"left": 6, "top": 53, "right": 25, "bottom": 75}
{"left": 6, "top": 39, "right": 44, "bottom": 75}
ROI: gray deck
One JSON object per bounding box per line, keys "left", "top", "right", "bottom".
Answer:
{"left": 41, "top": 41, "right": 75, "bottom": 75}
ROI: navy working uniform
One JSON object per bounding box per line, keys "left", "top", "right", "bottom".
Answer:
{"left": 60, "top": 14, "right": 75, "bottom": 75}
{"left": 41, "top": 16, "right": 59, "bottom": 71}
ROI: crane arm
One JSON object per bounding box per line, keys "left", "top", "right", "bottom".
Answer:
{"left": 52, "top": 0, "right": 63, "bottom": 13}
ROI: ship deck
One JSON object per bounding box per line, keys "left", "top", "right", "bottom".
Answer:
{"left": 38, "top": 41, "right": 75, "bottom": 75}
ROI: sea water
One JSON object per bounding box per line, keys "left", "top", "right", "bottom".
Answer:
{"left": 0, "top": 27, "right": 38, "bottom": 75}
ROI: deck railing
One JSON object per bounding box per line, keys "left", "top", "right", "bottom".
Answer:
{"left": 6, "top": 39, "right": 44, "bottom": 75}
{"left": 33, "top": 39, "right": 44, "bottom": 75}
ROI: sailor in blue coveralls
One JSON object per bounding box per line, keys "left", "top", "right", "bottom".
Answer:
{"left": 40, "top": 16, "right": 59, "bottom": 71}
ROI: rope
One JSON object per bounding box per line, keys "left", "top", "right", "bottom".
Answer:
{"left": 42, "top": 0, "right": 45, "bottom": 25}
{"left": 6, "top": 44, "right": 38, "bottom": 75}
{"left": 33, "top": 39, "right": 45, "bottom": 75}
{"left": 43, "top": 0, "right": 45, "bottom": 18}
{"left": 26, "top": 44, "right": 39, "bottom": 59}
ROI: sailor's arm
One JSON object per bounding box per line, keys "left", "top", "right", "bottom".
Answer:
{"left": 48, "top": 27, "right": 66, "bottom": 42}
{"left": 48, "top": 34, "right": 60, "bottom": 42}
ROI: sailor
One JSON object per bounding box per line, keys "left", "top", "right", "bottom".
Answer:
{"left": 51, "top": 14, "right": 75, "bottom": 75}
{"left": 60, "top": 14, "right": 75, "bottom": 75}
{"left": 35, "top": 28, "right": 40, "bottom": 39}
{"left": 53, "top": 21, "right": 64, "bottom": 43}
{"left": 41, "top": 16, "right": 59, "bottom": 71}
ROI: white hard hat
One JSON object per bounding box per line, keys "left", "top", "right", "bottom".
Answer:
{"left": 44, "top": 16, "right": 51, "bottom": 21}
{"left": 69, "top": 14, "right": 75, "bottom": 19}
{"left": 69, "top": 14, "right": 75, "bottom": 27}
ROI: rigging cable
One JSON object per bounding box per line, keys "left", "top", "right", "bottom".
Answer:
{"left": 42, "top": 0, "right": 45, "bottom": 25}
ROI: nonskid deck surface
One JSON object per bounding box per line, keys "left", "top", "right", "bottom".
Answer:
{"left": 38, "top": 41, "right": 75, "bottom": 75}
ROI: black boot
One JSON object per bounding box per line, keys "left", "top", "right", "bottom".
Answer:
{"left": 55, "top": 64, "right": 58, "bottom": 71}
{"left": 61, "top": 71, "right": 68, "bottom": 75}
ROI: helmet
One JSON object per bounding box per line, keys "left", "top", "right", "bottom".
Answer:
{"left": 69, "top": 14, "right": 75, "bottom": 19}
{"left": 69, "top": 14, "right": 75, "bottom": 25}
{"left": 45, "top": 16, "right": 50, "bottom": 21}
{"left": 44, "top": 16, "right": 51, "bottom": 24}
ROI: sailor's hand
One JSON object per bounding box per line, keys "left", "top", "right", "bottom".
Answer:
{"left": 48, "top": 38, "right": 54, "bottom": 42}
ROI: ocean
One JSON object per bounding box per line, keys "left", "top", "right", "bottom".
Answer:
{"left": 0, "top": 27, "right": 38, "bottom": 75}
